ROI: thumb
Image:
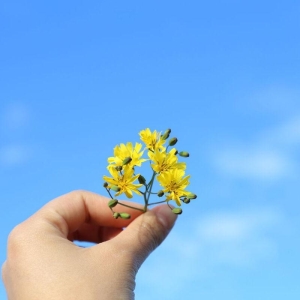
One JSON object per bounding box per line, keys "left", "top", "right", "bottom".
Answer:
{"left": 113, "top": 205, "right": 177, "bottom": 270}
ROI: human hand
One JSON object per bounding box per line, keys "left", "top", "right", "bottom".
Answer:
{"left": 2, "top": 190, "right": 177, "bottom": 300}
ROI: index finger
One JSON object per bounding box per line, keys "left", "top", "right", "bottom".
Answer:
{"left": 32, "top": 190, "right": 144, "bottom": 238}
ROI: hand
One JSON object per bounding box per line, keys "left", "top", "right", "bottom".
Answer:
{"left": 2, "top": 190, "right": 177, "bottom": 300}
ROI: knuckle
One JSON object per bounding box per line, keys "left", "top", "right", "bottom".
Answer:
{"left": 8, "top": 224, "right": 24, "bottom": 245}
{"left": 6, "top": 223, "right": 29, "bottom": 258}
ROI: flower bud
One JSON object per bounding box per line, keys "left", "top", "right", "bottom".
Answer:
{"left": 169, "top": 137, "right": 178, "bottom": 146}
{"left": 108, "top": 199, "right": 118, "bottom": 208}
{"left": 172, "top": 208, "right": 182, "bottom": 215}
{"left": 179, "top": 151, "right": 189, "bottom": 157}
{"left": 120, "top": 213, "right": 131, "bottom": 219}
{"left": 110, "top": 185, "right": 121, "bottom": 192}
{"left": 157, "top": 190, "right": 164, "bottom": 197}
{"left": 122, "top": 157, "right": 132, "bottom": 165}
{"left": 187, "top": 193, "right": 197, "bottom": 199}
{"left": 113, "top": 212, "right": 120, "bottom": 219}
{"left": 162, "top": 129, "right": 171, "bottom": 140}
{"left": 138, "top": 175, "right": 146, "bottom": 185}
{"left": 183, "top": 198, "right": 190, "bottom": 204}
{"left": 115, "top": 165, "right": 123, "bottom": 171}
{"left": 103, "top": 182, "right": 108, "bottom": 188}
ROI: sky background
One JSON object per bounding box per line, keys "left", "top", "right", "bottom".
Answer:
{"left": 1, "top": 0, "right": 300, "bottom": 299}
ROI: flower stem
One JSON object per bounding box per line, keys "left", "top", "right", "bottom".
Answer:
{"left": 147, "top": 200, "right": 168, "bottom": 206}
{"left": 143, "top": 171, "right": 156, "bottom": 211}
{"left": 106, "top": 188, "right": 114, "bottom": 199}
{"left": 117, "top": 202, "right": 145, "bottom": 212}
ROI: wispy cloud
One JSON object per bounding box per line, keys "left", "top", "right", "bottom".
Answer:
{"left": 1, "top": 102, "right": 31, "bottom": 131}
{"left": 246, "top": 86, "right": 300, "bottom": 115}
{"left": 212, "top": 115, "right": 300, "bottom": 181}
{"left": 0, "top": 103, "right": 33, "bottom": 166}
{"left": 194, "top": 208, "right": 282, "bottom": 266}
{"left": 260, "top": 116, "right": 300, "bottom": 147}
{"left": 214, "top": 147, "right": 292, "bottom": 180}
{"left": 211, "top": 84, "right": 300, "bottom": 181}
{"left": 0, "top": 144, "right": 31, "bottom": 166}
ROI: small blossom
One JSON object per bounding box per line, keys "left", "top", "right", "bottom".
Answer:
{"left": 139, "top": 128, "right": 166, "bottom": 151}
{"left": 103, "top": 165, "right": 143, "bottom": 198}
{"left": 108, "top": 142, "right": 147, "bottom": 168}
{"left": 148, "top": 148, "right": 186, "bottom": 174}
{"left": 157, "top": 169, "right": 191, "bottom": 206}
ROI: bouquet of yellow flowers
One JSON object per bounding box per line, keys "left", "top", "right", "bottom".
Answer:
{"left": 103, "top": 128, "right": 197, "bottom": 219}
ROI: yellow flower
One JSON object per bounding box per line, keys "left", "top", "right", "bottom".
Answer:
{"left": 157, "top": 169, "right": 191, "bottom": 206}
{"left": 148, "top": 148, "right": 186, "bottom": 174}
{"left": 103, "top": 165, "right": 143, "bottom": 198}
{"left": 108, "top": 142, "right": 147, "bottom": 168}
{"left": 139, "top": 128, "right": 166, "bottom": 151}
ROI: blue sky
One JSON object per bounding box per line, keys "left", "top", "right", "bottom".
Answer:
{"left": 1, "top": 0, "right": 300, "bottom": 299}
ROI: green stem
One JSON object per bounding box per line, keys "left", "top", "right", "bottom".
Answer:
{"left": 147, "top": 200, "right": 168, "bottom": 206}
{"left": 167, "top": 202, "right": 173, "bottom": 210}
{"left": 117, "top": 202, "right": 145, "bottom": 212}
{"left": 148, "top": 173, "right": 156, "bottom": 204}
{"left": 142, "top": 171, "right": 157, "bottom": 211}
{"left": 106, "top": 188, "right": 114, "bottom": 199}
{"left": 142, "top": 191, "right": 148, "bottom": 212}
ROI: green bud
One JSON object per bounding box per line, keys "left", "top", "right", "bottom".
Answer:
{"left": 183, "top": 198, "right": 190, "bottom": 204}
{"left": 103, "top": 182, "right": 108, "bottom": 188}
{"left": 172, "top": 208, "right": 183, "bottom": 215}
{"left": 113, "top": 212, "right": 120, "bottom": 219}
{"left": 187, "top": 193, "right": 197, "bottom": 199}
{"left": 179, "top": 151, "right": 190, "bottom": 157}
{"left": 122, "top": 157, "right": 132, "bottom": 165}
{"left": 157, "top": 190, "right": 164, "bottom": 197}
{"left": 161, "top": 128, "right": 171, "bottom": 140}
{"left": 138, "top": 175, "right": 146, "bottom": 185}
{"left": 120, "top": 213, "right": 131, "bottom": 219}
{"left": 169, "top": 137, "right": 178, "bottom": 146}
{"left": 110, "top": 185, "right": 121, "bottom": 192}
{"left": 108, "top": 199, "right": 118, "bottom": 208}
{"left": 115, "top": 165, "right": 122, "bottom": 171}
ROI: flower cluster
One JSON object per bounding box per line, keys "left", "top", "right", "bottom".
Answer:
{"left": 103, "top": 128, "right": 197, "bottom": 219}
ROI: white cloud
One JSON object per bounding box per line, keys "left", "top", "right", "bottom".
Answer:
{"left": 260, "top": 115, "right": 300, "bottom": 147}
{"left": 0, "top": 144, "right": 31, "bottom": 166}
{"left": 212, "top": 114, "right": 300, "bottom": 181}
{"left": 246, "top": 86, "right": 300, "bottom": 115}
{"left": 212, "top": 84, "right": 300, "bottom": 181}
{"left": 1, "top": 102, "right": 31, "bottom": 131}
{"left": 0, "top": 103, "right": 33, "bottom": 166}
{"left": 214, "top": 148, "right": 292, "bottom": 180}
{"left": 194, "top": 208, "right": 282, "bottom": 266}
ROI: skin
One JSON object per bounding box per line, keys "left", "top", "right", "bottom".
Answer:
{"left": 2, "top": 190, "right": 177, "bottom": 300}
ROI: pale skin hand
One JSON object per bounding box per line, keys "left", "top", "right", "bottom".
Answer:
{"left": 2, "top": 190, "right": 177, "bottom": 300}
